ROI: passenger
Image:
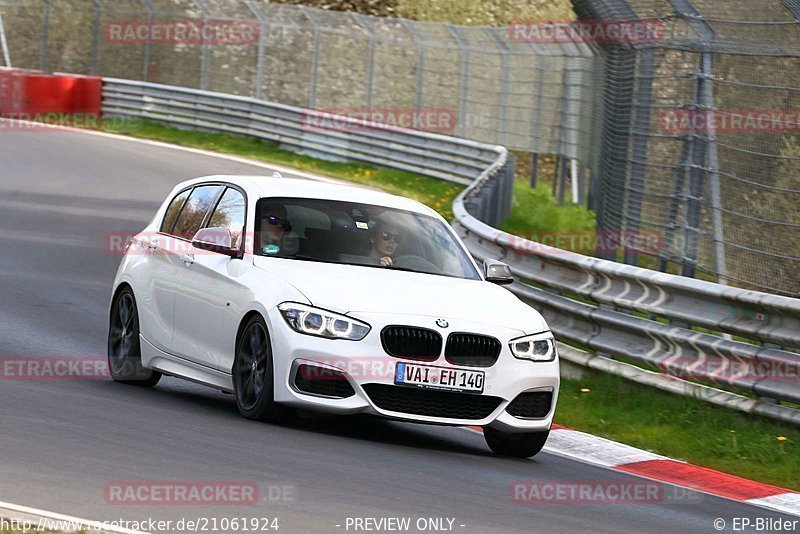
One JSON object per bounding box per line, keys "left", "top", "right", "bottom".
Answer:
{"left": 369, "top": 215, "right": 403, "bottom": 267}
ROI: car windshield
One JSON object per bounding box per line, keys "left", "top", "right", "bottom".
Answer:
{"left": 254, "top": 197, "right": 481, "bottom": 280}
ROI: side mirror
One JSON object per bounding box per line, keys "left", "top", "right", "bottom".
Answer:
{"left": 192, "top": 227, "right": 242, "bottom": 258}
{"left": 484, "top": 259, "right": 514, "bottom": 285}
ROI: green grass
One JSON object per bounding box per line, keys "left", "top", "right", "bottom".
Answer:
{"left": 99, "top": 118, "right": 800, "bottom": 490}
{"left": 501, "top": 179, "right": 596, "bottom": 238}
{"left": 557, "top": 371, "right": 800, "bottom": 490}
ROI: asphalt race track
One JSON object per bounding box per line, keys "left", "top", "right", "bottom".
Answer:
{"left": 0, "top": 126, "right": 793, "bottom": 533}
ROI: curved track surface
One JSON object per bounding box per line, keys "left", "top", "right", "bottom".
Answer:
{"left": 0, "top": 126, "right": 792, "bottom": 533}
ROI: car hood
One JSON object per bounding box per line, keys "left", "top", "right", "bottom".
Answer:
{"left": 253, "top": 256, "right": 547, "bottom": 333}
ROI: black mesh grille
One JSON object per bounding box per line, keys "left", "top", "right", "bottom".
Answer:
{"left": 381, "top": 326, "right": 442, "bottom": 361}
{"left": 362, "top": 383, "right": 502, "bottom": 420}
{"left": 445, "top": 333, "right": 502, "bottom": 367}
{"left": 506, "top": 391, "right": 553, "bottom": 419}
{"left": 293, "top": 364, "right": 355, "bottom": 398}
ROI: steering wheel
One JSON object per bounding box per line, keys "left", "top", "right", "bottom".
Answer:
{"left": 391, "top": 254, "right": 443, "bottom": 274}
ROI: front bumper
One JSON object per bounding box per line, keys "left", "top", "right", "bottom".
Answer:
{"left": 267, "top": 309, "right": 559, "bottom": 432}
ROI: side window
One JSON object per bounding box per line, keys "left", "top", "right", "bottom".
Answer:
{"left": 172, "top": 185, "right": 221, "bottom": 239}
{"left": 160, "top": 189, "right": 191, "bottom": 234}
{"left": 207, "top": 187, "right": 246, "bottom": 247}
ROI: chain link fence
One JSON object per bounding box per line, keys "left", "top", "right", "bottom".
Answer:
{"left": 0, "top": 0, "right": 601, "bottom": 166}
{"left": 574, "top": 0, "right": 800, "bottom": 296}
{"left": 2, "top": 0, "right": 799, "bottom": 296}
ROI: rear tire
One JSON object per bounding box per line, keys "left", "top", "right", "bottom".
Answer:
{"left": 107, "top": 287, "right": 161, "bottom": 387}
{"left": 484, "top": 427, "right": 549, "bottom": 458}
{"left": 233, "top": 315, "right": 291, "bottom": 424}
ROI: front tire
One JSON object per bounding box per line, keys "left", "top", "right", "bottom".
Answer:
{"left": 233, "top": 315, "right": 291, "bottom": 424}
{"left": 107, "top": 287, "right": 161, "bottom": 387}
{"left": 484, "top": 427, "right": 549, "bottom": 458}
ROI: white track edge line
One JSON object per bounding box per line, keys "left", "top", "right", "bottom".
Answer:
{"left": 0, "top": 500, "right": 147, "bottom": 534}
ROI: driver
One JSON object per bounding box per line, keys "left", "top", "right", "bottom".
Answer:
{"left": 369, "top": 214, "right": 403, "bottom": 267}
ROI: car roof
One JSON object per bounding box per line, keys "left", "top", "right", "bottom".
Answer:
{"left": 180, "top": 174, "right": 443, "bottom": 219}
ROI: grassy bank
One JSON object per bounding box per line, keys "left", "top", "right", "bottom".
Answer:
{"left": 99, "top": 120, "right": 798, "bottom": 491}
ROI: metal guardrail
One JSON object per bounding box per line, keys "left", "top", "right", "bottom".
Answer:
{"left": 453, "top": 182, "right": 800, "bottom": 424}
{"left": 101, "top": 77, "right": 516, "bottom": 228}
{"left": 102, "top": 78, "right": 800, "bottom": 424}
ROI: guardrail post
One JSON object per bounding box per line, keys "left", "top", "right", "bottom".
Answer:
{"left": 352, "top": 14, "right": 375, "bottom": 111}
{"left": 89, "top": 0, "right": 100, "bottom": 75}
{"left": 700, "top": 56, "right": 727, "bottom": 284}
{"left": 664, "top": 0, "right": 719, "bottom": 279}
{"left": 39, "top": 0, "right": 50, "bottom": 71}
{"left": 530, "top": 153, "right": 539, "bottom": 188}
{"left": 137, "top": 0, "right": 154, "bottom": 82}
{"left": 660, "top": 127, "right": 694, "bottom": 273}
{"left": 558, "top": 41, "right": 583, "bottom": 205}
{"left": 487, "top": 28, "right": 510, "bottom": 147}
{"left": 400, "top": 20, "right": 426, "bottom": 112}
{"left": 683, "top": 162, "right": 703, "bottom": 280}
{"left": 556, "top": 155, "right": 568, "bottom": 205}
{"left": 192, "top": 0, "right": 211, "bottom": 90}
{"left": 623, "top": 47, "right": 656, "bottom": 266}
{"left": 0, "top": 12, "right": 11, "bottom": 68}
{"left": 447, "top": 24, "right": 470, "bottom": 138}
{"left": 571, "top": 0, "right": 640, "bottom": 260}
{"left": 502, "top": 153, "right": 516, "bottom": 221}
{"left": 484, "top": 181, "right": 498, "bottom": 226}
{"left": 302, "top": 7, "right": 322, "bottom": 109}
{"left": 246, "top": 1, "right": 268, "bottom": 100}
{"left": 529, "top": 42, "right": 550, "bottom": 157}
{"left": 466, "top": 196, "right": 483, "bottom": 220}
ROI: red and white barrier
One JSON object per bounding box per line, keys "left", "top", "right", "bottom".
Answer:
{"left": 0, "top": 68, "right": 101, "bottom": 118}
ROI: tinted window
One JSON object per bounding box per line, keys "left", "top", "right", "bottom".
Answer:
{"left": 160, "top": 189, "right": 190, "bottom": 233}
{"left": 254, "top": 197, "right": 480, "bottom": 280}
{"left": 172, "top": 185, "right": 220, "bottom": 239}
{"left": 207, "top": 187, "right": 246, "bottom": 247}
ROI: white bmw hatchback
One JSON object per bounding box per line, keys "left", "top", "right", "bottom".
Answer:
{"left": 109, "top": 175, "right": 559, "bottom": 457}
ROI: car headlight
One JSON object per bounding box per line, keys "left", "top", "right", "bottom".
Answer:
{"left": 509, "top": 331, "right": 556, "bottom": 362}
{"left": 278, "top": 302, "right": 370, "bottom": 341}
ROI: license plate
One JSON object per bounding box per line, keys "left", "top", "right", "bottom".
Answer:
{"left": 394, "top": 362, "right": 485, "bottom": 394}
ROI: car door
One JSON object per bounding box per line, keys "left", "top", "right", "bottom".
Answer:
{"left": 135, "top": 187, "right": 191, "bottom": 353}
{"left": 160, "top": 184, "right": 222, "bottom": 366}
{"left": 171, "top": 185, "right": 248, "bottom": 370}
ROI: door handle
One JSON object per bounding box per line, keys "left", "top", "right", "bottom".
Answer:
{"left": 180, "top": 253, "right": 195, "bottom": 265}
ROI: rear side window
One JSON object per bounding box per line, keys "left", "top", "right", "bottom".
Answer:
{"left": 160, "top": 189, "right": 190, "bottom": 233}
{"left": 207, "top": 187, "right": 246, "bottom": 247}
{"left": 172, "top": 185, "right": 221, "bottom": 239}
